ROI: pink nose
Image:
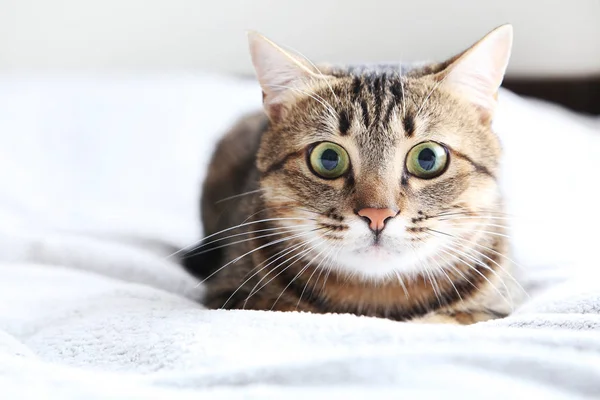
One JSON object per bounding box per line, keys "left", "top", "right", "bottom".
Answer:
{"left": 357, "top": 208, "right": 398, "bottom": 233}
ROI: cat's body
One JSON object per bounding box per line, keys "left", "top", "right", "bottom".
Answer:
{"left": 184, "top": 26, "right": 522, "bottom": 324}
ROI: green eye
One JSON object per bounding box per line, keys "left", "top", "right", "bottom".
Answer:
{"left": 308, "top": 142, "right": 350, "bottom": 179}
{"left": 406, "top": 141, "right": 448, "bottom": 179}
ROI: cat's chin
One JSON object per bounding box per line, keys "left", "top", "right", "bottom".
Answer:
{"left": 331, "top": 242, "right": 433, "bottom": 281}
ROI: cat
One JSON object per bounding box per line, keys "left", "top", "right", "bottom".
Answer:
{"left": 183, "top": 25, "right": 523, "bottom": 324}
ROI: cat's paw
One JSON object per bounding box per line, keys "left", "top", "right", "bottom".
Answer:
{"left": 410, "top": 313, "right": 462, "bottom": 324}
{"left": 410, "top": 311, "right": 501, "bottom": 325}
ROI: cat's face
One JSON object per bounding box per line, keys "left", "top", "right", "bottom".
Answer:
{"left": 250, "top": 26, "right": 511, "bottom": 281}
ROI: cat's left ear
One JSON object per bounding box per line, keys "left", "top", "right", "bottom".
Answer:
{"left": 439, "top": 24, "right": 513, "bottom": 116}
{"left": 247, "top": 31, "right": 320, "bottom": 122}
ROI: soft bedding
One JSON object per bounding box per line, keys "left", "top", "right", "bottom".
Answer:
{"left": 0, "top": 74, "right": 599, "bottom": 399}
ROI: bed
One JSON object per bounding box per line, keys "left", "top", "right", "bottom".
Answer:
{"left": 0, "top": 73, "right": 599, "bottom": 399}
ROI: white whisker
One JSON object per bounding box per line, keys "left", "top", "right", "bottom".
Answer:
{"left": 220, "top": 238, "right": 314, "bottom": 309}
{"left": 436, "top": 228, "right": 527, "bottom": 274}
{"left": 430, "top": 229, "right": 529, "bottom": 298}
{"left": 449, "top": 222, "right": 511, "bottom": 230}
{"left": 166, "top": 217, "right": 317, "bottom": 259}
{"left": 244, "top": 237, "right": 324, "bottom": 306}
{"left": 409, "top": 244, "right": 443, "bottom": 306}
{"left": 428, "top": 251, "right": 463, "bottom": 303}
{"left": 444, "top": 227, "right": 512, "bottom": 239}
{"left": 436, "top": 244, "right": 514, "bottom": 311}
{"left": 296, "top": 241, "right": 340, "bottom": 309}
{"left": 270, "top": 239, "right": 330, "bottom": 310}
{"left": 215, "top": 189, "right": 265, "bottom": 204}
{"left": 392, "top": 270, "right": 409, "bottom": 299}
{"left": 186, "top": 225, "right": 314, "bottom": 258}
{"left": 188, "top": 224, "right": 314, "bottom": 254}
{"left": 321, "top": 242, "right": 342, "bottom": 292}
{"left": 197, "top": 229, "right": 321, "bottom": 286}
{"left": 438, "top": 216, "right": 515, "bottom": 222}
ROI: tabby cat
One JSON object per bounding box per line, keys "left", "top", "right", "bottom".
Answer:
{"left": 183, "top": 25, "right": 522, "bottom": 324}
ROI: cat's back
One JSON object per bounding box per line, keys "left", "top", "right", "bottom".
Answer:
{"left": 201, "top": 111, "right": 267, "bottom": 233}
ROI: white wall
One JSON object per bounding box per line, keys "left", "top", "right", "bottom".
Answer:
{"left": 2, "top": 0, "right": 599, "bottom": 77}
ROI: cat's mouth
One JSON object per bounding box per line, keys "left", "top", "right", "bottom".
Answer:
{"left": 354, "top": 238, "right": 398, "bottom": 256}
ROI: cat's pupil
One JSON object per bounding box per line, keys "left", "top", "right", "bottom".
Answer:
{"left": 418, "top": 148, "right": 436, "bottom": 170}
{"left": 320, "top": 149, "right": 339, "bottom": 170}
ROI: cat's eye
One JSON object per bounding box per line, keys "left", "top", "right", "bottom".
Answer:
{"left": 406, "top": 141, "right": 448, "bottom": 179}
{"left": 308, "top": 142, "right": 350, "bottom": 179}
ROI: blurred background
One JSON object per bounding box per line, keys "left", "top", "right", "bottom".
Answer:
{"left": 2, "top": 0, "right": 599, "bottom": 113}
{"left": 1, "top": 0, "right": 599, "bottom": 76}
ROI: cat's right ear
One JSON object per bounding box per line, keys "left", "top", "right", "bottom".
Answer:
{"left": 247, "top": 31, "right": 317, "bottom": 122}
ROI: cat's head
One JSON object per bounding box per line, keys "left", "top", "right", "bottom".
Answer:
{"left": 249, "top": 26, "right": 512, "bottom": 281}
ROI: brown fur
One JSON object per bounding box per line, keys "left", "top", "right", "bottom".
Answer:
{"left": 183, "top": 30, "right": 521, "bottom": 324}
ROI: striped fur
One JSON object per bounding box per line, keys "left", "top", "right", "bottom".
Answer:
{"left": 183, "top": 27, "right": 521, "bottom": 324}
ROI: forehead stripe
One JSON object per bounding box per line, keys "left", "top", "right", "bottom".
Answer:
{"left": 351, "top": 76, "right": 362, "bottom": 99}
{"left": 360, "top": 100, "right": 370, "bottom": 129}
{"left": 403, "top": 112, "right": 415, "bottom": 137}
{"left": 338, "top": 109, "right": 351, "bottom": 136}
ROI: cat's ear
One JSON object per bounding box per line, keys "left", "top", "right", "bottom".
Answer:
{"left": 247, "top": 31, "right": 318, "bottom": 121}
{"left": 439, "top": 24, "right": 513, "bottom": 116}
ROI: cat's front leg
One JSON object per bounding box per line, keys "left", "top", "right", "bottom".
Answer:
{"left": 410, "top": 310, "right": 502, "bottom": 325}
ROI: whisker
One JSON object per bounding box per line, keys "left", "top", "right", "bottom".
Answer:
{"left": 196, "top": 229, "right": 323, "bottom": 286}
{"left": 440, "top": 216, "right": 561, "bottom": 233}
{"left": 443, "top": 227, "right": 512, "bottom": 239}
{"left": 185, "top": 226, "right": 315, "bottom": 258}
{"left": 427, "top": 228, "right": 529, "bottom": 298}
{"left": 436, "top": 244, "right": 514, "bottom": 311}
{"left": 435, "top": 248, "right": 478, "bottom": 292}
{"left": 188, "top": 224, "right": 315, "bottom": 254}
{"left": 166, "top": 216, "right": 317, "bottom": 259}
{"left": 215, "top": 189, "right": 265, "bottom": 204}
{"left": 432, "top": 228, "right": 526, "bottom": 273}
{"left": 242, "top": 204, "right": 322, "bottom": 224}
{"left": 220, "top": 238, "right": 315, "bottom": 309}
{"left": 438, "top": 216, "right": 515, "bottom": 223}
{"left": 392, "top": 270, "right": 409, "bottom": 299}
{"left": 434, "top": 209, "right": 514, "bottom": 218}
{"left": 427, "top": 250, "right": 463, "bottom": 303}
{"left": 409, "top": 244, "right": 443, "bottom": 307}
{"left": 296, "top": 241, "right": 340, "bottom": 309}
{"left": 239, "top": 191, "right": 325, "bottom": 224}
{"left": 244, "top": 237, "right": 325, "bottom": 306}
{"left": 241, "top": 238, "right": 309, "bottom": 280}
{"left": 265, "top": 191, "right": 324, "bottom": 213}
{"left": 321, "top": 243, "right": 343, "bottom": 292}
{"left": 244, "top": 239, "right": 322, "bottom": 304}
{"left": 451, "top": 237, "right": 529, "bottom": 299}
{"left": 270, "top": 239, "right": 330, "bottom": 310}
{"left": 411, "top": 233, "right": 479, "bottom": 295}
{"left": 447, "top": 222, "right": 511, "bottom": 230}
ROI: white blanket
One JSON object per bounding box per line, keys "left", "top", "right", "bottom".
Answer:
{"left": 1, "top": 74, "right": 600, "bottom": 399}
